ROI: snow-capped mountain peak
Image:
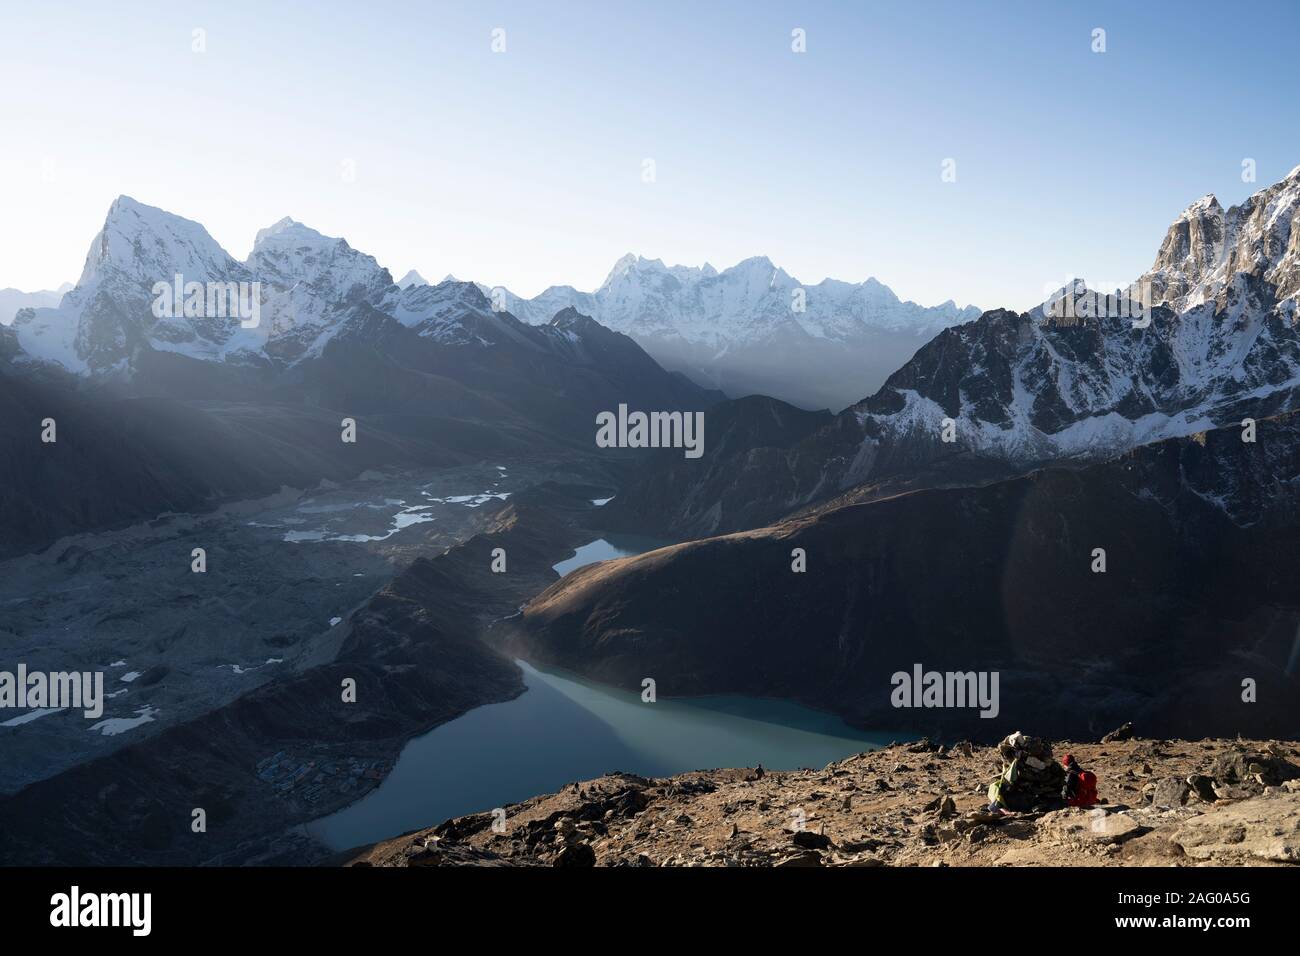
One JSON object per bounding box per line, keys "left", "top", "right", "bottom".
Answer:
{"left": 251, "top": 215, "right": 316, "bottom": 247}
{"left": 245, "top": 216, "right": 396, "bottom": 360}
{"left": 248, "top": 217, "right": 381, "bottom": 286}
{"left": 1140, "top": 168, "right": 1300, "bottom": 313}
{"left": 6, "top": 196, "right": 254, "bottom": 372}
{"left": 842, "top": 166, "right": 1300, "bottom": 491}
{"left": 397, "top": 270, "right": 429, "bottom": 289}
{"left": 1180, "top": 194, "right": 1222, "bottom": 220}
{"left": 603, "top": 252, "right": 641, "bottom": 284}
{"left": 78, "top": 195, "right": 240, "bottom": 289}
{"left": 8, "top": 201, "right": 411, "bottom": 373}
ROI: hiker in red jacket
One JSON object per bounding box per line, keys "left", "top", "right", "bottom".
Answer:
{"left": 1061, "top": 753, "right": 1099, "bottom": 807}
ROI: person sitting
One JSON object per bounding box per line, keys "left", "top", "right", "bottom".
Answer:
{"left": 1060, "top": 753, "right": 1098, "bottom": 807}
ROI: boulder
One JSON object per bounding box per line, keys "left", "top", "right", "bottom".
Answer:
{"left": 1150, "top": 777, "right": 1191, "bottom": 809}
{"left": 1186, "top": 774, "right": 1217, "bottom": 803}
{"left": 553, "top": 842, "right": 596, "bottom": 867}
{"left": 1172, "top": 792, "right": 1300, "bottom": 864}
{"left": 1041, "top": 807, "right": 1143, "bottom": 844}
{"left": 1101, "top": 723, "right": 1135, "bottom": 743}
{"left": 1212, "top": 783, "right": 1257, "bottom": 802}
{"left": 1210, "top": 749, "right": 1297, "bottom": 792}
{"left": 935, "top": 795, "right": 958, "bottom": 821}
{"left": 792, "top": 830, "right": 833, "bottom": 850}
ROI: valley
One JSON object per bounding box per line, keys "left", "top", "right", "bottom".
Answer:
{"left": 7, "top": 2, "right": 1300, "bottom": 934}
{"left": 1, "top": 164, "right": 1298, "bottom": 871}
{"left": 0, "top": 460, "right": 550, "bottom": 794}
{"left": 0, "top": 467, "right": 623, "bottom": 865}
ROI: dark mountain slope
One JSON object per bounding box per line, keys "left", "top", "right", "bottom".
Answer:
{"left": 601, "top": 393, "right": 834, "bottom": 532}
{"left": 0, "top": 365, "right": 483, "bottom": 560}
{"left": 289, "top": 300, "right": 722, "bottom": 445}
{"left": 1, "top": 297, "right": 719, "bottom": 560}
{"left": 506, "top": 412, "right": 1300, "bottom": 740}
{"left": 608, "top": 293, "right": 1300, "bottom": 539}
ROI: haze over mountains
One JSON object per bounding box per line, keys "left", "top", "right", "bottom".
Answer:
{"left": 457, "top": 255, "right": 980, "bottom": 411}
{"left": 0, "top": 196, "right": 718, "bottom": 558}
{"left": 0, "top": 284, "right": 69, "bottom": 326}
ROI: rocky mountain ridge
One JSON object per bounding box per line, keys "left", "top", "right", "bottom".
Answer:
{"left": 348, "top": 736, "right": 1300, "bottom": 867}
{"left": 1137, "top": 164, "right": 1300, "bottom": 313}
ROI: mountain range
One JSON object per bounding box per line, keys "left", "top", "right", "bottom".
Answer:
{"left": 498, "top": 165, "right": 1300, "bottom": 741}
{"left": 7, "top": 198, "right": 696, "bottom": 380}
{"left": 604, "top": 166, "right": 1300, "bottom": 539}
{"left": 3, "top": 168, "right": 1299, "bottom": 865}
{"left": 371, "top": 163, "right": 1300, "bottom": 417}
{"left": 0, "top": 197, "right": 718, "bottom": 558}
{"left": 4, "top": 202, "right": 978, "bottom": 412}
{"left": 444, "top": 255, "right": 978, "bottom": 411}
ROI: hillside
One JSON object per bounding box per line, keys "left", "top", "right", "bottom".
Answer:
{"left": 347, "top": 736, "right": 1300, "bottom": 867}
{"left": 504, "top": 411, "right": 1300, "bottom": 741}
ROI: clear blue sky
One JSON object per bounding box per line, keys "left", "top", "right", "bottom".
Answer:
{"left": 2, "top": 0, "right": 1297, "bottom": 310}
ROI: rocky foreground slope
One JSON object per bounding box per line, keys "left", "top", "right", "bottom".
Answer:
{"left": 347, "top": 736, "right": 1300, "bottom": 867}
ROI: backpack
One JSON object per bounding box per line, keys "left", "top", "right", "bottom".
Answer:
{"left": 1063, "top": 762, "right": 1098, "bottom": 807}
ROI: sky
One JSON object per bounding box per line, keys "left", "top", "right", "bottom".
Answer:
{"left": 1, "top": 0, "right": 1298, "bottom": 311}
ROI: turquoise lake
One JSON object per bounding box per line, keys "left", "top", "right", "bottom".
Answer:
{"left": 309, "top": 659, "right": 892, "bottom": 850}
{"left": 308, "top": 537, "right": 895, "bottom": 850}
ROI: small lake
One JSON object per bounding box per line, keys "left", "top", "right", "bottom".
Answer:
{"left": 551, "top": 534, "right": 675, "bottom": 576}
{"left": 308, "top": 660, "right": 893, "bottom": 851}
